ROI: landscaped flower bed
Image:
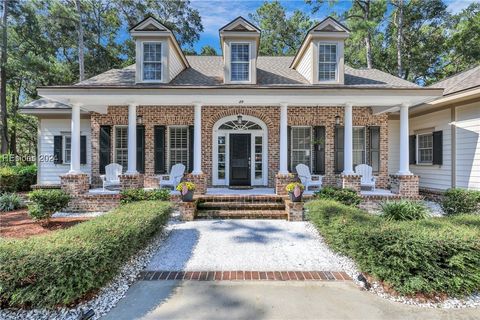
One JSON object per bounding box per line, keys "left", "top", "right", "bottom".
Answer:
{"left": 0, "top": 200, "right": 171, "bottom": 308}
{"left": 306, "top": 199, "right": 480, "bottom": 298}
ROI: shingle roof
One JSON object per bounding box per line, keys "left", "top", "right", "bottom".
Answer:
{"left": 23, "top": 98, "right": 71, "bottom": 109}
{"left": 74, "top": 55, "right": 418, "bottom": 88}
{"left": 429, "top": 65, "right": 480, "bottom": 95}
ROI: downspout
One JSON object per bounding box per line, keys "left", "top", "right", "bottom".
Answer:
{"left": 450, "top": 106, "right": 456, "bottom": 188}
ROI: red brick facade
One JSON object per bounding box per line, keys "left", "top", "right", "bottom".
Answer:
{"left": 90, "top": 105, "right": 389, "bottom": 189}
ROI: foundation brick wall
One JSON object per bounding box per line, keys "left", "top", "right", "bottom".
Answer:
{"left": 66, "top": 193, "right": 121, "bottom": 212}
{"left": 389, "top": 174, "right": 420, "bottom": 198}
{"left": 337, "top": 174, "right": 361, "bottom": 193}
{"left": 275, "top": 173, "right": 300, "bottom": 196}
{"left": 182, "top": 173, "right": 208, "bottom": 195}
{"left": 91, "top": 106, "right": 389, "bottom": 189}
{"left": 60, "top": 173, "right": 89, "bottom": 195}
{"left": 119, "top": 173, "right": 144, "bottom": 190}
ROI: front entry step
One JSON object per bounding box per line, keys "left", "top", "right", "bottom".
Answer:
{"left": 196, "top": 209, "right": 287, "bottom": 220}
{"left": 195, "top": 195, "right": 287, "bottom": 220}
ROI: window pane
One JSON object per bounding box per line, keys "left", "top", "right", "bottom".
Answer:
{"left": 353, "top": 127, "right": 365, "bottom": 167}
{"left": 64, "top": 137, "right": 71, "bottom": 164}
{"left": 217, "top": 135, "right": 226, "bottom": 180}
{"left": 143, "top": 43, "right": 161, "bottom": 62}
{"left": 169, "top": 127, "right": 189, "bottom": 168}
{"left": 231, "top": 44, "right": 249, "bottom": 62}
{"left": 418, "top": 134, "right": 433, "bottom": 163}
{"left": 115, "top": 127, "right": 128, "bottom": 170}
{"left": 231, "top": 63, "right": 249, "bottom": 81}
{"left": 291, "top": 127, "right": 311, "bottom": 171}
{"left": 319, "top": 43, "right": 337, "bottom": 81}
{"left": 143, "top": 62, "right": 162, "bottom": 81}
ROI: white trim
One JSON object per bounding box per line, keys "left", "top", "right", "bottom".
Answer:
{"left": 212, "top": 115, "right": 268, "bottom": 186}
{"left": 416, "top": 132, "right": 434, "bottom": 165}
{"left": 140, "top": 40, "right": 164, "bottom": 83}
{"left": 230, "top": 42, "right": 251, "bottom": 83}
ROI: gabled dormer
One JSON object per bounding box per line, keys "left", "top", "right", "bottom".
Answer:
{"left": 219, "top": 17, "right": 260, "bottom": 84}
{"left": 291, "top": 17, "right": 350, "bottom": 85}
{"left": 130, "top": 16, "right": 189, "bottom": 84}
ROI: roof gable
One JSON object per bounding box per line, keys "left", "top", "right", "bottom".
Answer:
{"left": 312, "top": 17, "right": 350, "bottom": 33}
{"left": 129, "top": 16, "right": 169, "bottom": 32}
{"left": 219, "top": 16, "right": 260, "bottom": 33}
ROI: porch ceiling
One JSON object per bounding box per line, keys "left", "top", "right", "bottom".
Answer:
{"left": 37, "top": 87, "right": 443, "bottom": 113}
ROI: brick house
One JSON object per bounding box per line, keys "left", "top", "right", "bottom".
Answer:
{"left": 22, "top": 16, "right": 446, "bottom": 197}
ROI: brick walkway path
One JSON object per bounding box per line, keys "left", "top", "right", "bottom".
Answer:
{"left": 139, "top": 270, "right": 352, "bottom": 281}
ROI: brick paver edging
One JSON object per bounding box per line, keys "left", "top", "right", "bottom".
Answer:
{"left": 138, "top": 271, "right": 352, "bottom": 281}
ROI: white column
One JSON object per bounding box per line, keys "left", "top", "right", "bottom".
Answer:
{"left": 126, "top": 103, "right": 137, "bottom": 174}
{"left": 343, "top": 103, "right": 354, "bottom": 175}
{"left": 192, "top": 103, "right": 203, "bottom": 175}
{"left": 279, "top": 103, "right": 289, "bottom": 174}
{"left": 68, "top": 104, "right": 81, "bottom": 174}
{"left": 398, "top": 103, "right": 412, "bottom": 175}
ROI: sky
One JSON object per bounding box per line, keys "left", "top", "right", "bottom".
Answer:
{"left": 188, "top": 0, "right": 475, "bottom": 53}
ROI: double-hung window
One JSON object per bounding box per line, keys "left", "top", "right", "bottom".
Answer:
{"left": 63, "top": 136, "right": 71, "bottom": 164}
{"left": 231, "top": 43, "right": 250, "bottom": 81}
{"left": 352, "top": 127, "right": 366, "bottom": 167}
{"left": 318, "top": 43, "right": 337, "bottom": 81}
{"left": 114, "top": 126, "right": 128, "bottom": 170}
{"left": 417, "top": 133, "right": 433, "bottom": 164}
{"left": 291, "top": 127, "right": 312, "bottom": 171}
{"left": 143, "top": 42, "right": 162, "bottom": 81}
{"left": 169, "top": 127, "right": 189, "bottom": 168}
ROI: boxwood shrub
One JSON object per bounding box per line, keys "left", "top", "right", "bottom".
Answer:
{"left": 314, "top": 186, "right": 362, "bottom": 207}
{"left": 0, "top": 165, "right": 37, "bottom": 193}
{"left": 306, "top": 199, "right": 480, "bottom": 297}
{"left": 0, "top": 201, "right": 171, "bottom": 308}
{"left": 441, "top": 188, "right": 480, "bottom": 215}
{"left": 120, "top": 188, "right": 170, "bottom": 204}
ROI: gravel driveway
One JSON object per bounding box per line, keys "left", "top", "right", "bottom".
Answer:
{"left": 147, "top": 219, "right": 347, "bottom": 271}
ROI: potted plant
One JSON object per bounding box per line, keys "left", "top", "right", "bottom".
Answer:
{"left": 285, "top": 182, "right": 305, "bottom": 202}
{"left": 176, "top": 182, "right": 196, "bottom": 202}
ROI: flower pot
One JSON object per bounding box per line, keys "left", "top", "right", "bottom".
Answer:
{"left": 181, "top": 190, "right": 194, "bottom": 202}
{"left": 289, "top": 192, "right": 303, "bottom": 202}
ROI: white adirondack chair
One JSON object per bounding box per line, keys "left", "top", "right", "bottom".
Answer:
{"left": 100, "top": 163, "right": 122, "bottom": 191}
{"left": 295, "top": 164, "right": 323, "bottom": 191}
{"left": 159, "top": 163, "right": 186, "bottom": 189}
{"left": 355, "top": 164, "right": 377, "bottom": 191}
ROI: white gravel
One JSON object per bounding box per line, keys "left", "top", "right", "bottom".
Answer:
{"left": 147, "top": 219, "right": 346, "bottom": 271}
{"left": 52, "top": 211, "right": 107, "bottom": 218}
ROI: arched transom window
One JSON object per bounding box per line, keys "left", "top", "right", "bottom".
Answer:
{"left": 218, "top": 119, "right": 262, "bottom": 130}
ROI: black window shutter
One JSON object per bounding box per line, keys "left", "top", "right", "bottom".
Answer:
{"left": 287, "top": 126, "right": 292, "bottom": 172}
{"left": 188, "top": 125, "right": 194, "bottom": 173}
{"left": 334, "top": 126, "right": 344, "bottom": 173}
{"left": 368, "top": 127, "right": 380, "bottom": 173}
{"left": 99, "top": 126, "right": 111, "bottom": 174}
{"left": 80, "top": 135, "right": 87, "bottom": 165}
{"left": 136, "top": 126, "right": 145, "bottom": 173}
{"left": 409, "top": 135, "right": 416, "bottom": 165}
{"left": 54, "top": 136, "right": 63, "bottom": 164}
{"left": 432, "top": 130, "right": 443, "bottom": 165}
{"left": 313, "top": 126, "right": 325, "bottom": 174}
{"left": 154, "top": 126, "right": 166, "bottom": 174}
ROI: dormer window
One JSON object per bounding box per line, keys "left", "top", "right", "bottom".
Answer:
{"left": 142, "top": 42, "right": 162, "bottom": 81}
{"left": 231, "top": 43, "right": 250, "bottom": 82}
{"left": 318, "top": 43, "right": 337, "bottom": 82}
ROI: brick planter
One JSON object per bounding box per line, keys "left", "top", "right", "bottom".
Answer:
{"left": 178, "top": 199, "right": 198, "bottom": 221}
{"left": 389, "top": 174, "right": 419, "bottom": 198}
{"left": 275, "top": 173, "right": 300, "bottom": 196}
{"left": 144, "top": 175, "right": 160, "bottom": 188}
{"left": 60, "top": 173, "right": 89, "bottom": 195}
{"left": 183, "top": 173, "right": 207, "bottom": 195}
{"left": 285, "top": 200, "right": 304, "bottom": 221}
{"left": 119, "top": 173, "right": 144, "bottom": 190}
{"left": 337, "top": 174, "right": 361, "bottom": 193}
{"left": 66, "top": 193, "right": 121, "bottom": 213}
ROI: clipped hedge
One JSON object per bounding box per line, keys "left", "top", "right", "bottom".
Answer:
{"left": 306, "top": 199, "right": 480, "bottom": 297}
{"left": 0, "top": 165, "right": 37, "bottom": 193}
{"left": 120, "top": 188, "right": 170, "bottom": 204}
{"left": 441, "top": 188, "right": 480, "bottom": 215}
{"left": 0, "top": 201, "right": 171, "bottom": 308}
{"left": 314, "top": 186, "right": 362, "bottom": 207}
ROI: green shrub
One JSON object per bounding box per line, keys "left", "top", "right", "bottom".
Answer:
{"left": 306, "top": 199, "right": 480, "bottom": 297}
{"left": 0, "top": 193, "right": 22, "bottom": 212}
{"left": 0, "top": 201, "right": 171, "bottom": 308}
{"left": 380, "top": 200, "right": 429, "bottom": 221}
{"left": 441, "top": 188, "right": 480, "bottom": 215}
{"left": 27, "top": 189, "right": 71, "bottom": 221}
{"left": 120, "top": 188, "right": 170, "bottom": 204}
{"left": 0, "top": 165, "right": 37, "bottom": 193}
{"left": 314, "top": 186, "right": 362, "bottom": 206}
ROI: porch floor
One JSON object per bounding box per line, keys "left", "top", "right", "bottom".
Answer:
{"left": 360, "top": 188, "right": 394, "bottom": 196}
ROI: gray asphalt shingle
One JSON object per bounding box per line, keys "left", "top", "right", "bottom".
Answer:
{"left": 429, "top": 65, "right": 480, "bottom": 95}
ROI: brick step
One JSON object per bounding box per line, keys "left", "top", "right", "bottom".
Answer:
{"left": 198, "top": 195, "right": 284, "bottom": 204}
{"left": 197, "top": 202, "right": 285, "bottom": 211}
{"left": 196, "top": 209, "right": 288, "bottom": 220}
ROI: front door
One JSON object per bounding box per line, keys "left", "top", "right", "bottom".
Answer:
{"left": 229, "top": 134, "right": 251, "bottom": 186}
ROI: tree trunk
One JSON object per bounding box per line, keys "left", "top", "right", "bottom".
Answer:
{"left": 364, "top": 0, "right": 373, "bottom": 69}
{"left": 0, "top": 0, "right": 8, "bottom": 154}
{"left": 75, "top": 0, "right": 85, "bottom": 81}
{"left": 396, "top": 0, "right": 404, "bottom": 78}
